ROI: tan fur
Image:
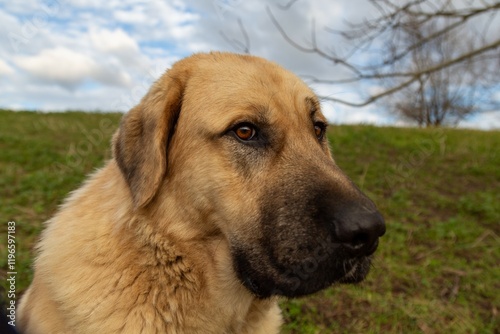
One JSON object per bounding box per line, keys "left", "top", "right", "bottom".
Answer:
{"left": 18, "top": 52, "right": 373, "bottom": 333}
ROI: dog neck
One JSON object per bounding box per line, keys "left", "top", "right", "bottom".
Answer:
{"left": 101, "top": 161, "right": 281, "bottom": 332}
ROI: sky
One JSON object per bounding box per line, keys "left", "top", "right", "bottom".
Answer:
{"left": 0, "top": 0, "right": 499, "bottom": 129}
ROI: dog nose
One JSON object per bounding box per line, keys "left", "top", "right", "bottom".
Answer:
{"left": 333, "top": 208, "right": 386, "bottom": 256}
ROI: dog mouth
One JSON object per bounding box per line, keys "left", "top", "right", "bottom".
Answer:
{"left": 337, "top": 257, "right": 372, "bottom": 284}
{"left": 233, "top": 245, "right": 373, "bottom": 299}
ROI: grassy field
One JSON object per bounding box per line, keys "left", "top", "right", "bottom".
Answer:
{"left": 0, "top": 110, "right": 498, "bottom": 333}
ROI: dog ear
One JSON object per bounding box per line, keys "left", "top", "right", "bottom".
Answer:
{"left": 113, "top": 70, "right": 188, "bottom": 208}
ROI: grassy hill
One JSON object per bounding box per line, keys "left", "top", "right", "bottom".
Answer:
{"left": 1, "top": 110, "right": 499, "bottom": 333}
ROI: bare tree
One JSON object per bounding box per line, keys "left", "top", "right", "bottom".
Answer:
{"left": 267, "top": 0, "right": 500, "bottom": 125}
{"left": 387, "top": 19, "right": 487, "bottom": 126}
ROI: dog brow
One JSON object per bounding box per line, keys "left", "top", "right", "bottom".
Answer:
{"left": 306, "top": 97, "right": 321, "bottom": 118}
{"left": 247, "top": 103, "right": 271, "bottom": 123}
{"left": 226, "top": 104, "right": 270, "bottom": 129}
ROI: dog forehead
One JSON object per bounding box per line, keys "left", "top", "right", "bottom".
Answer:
{"left": 181, "top": 54, "right": 320, "bottom": 129}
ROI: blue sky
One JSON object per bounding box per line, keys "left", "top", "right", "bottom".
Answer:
{"left": 0, "top": 0, "right": 498, "bottom": 129}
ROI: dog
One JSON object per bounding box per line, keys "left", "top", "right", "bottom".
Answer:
{"left": 18, "top": 52, "right": 385, "bottom": 333}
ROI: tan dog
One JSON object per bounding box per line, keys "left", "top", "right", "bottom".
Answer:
{"left": 18, "top": 52, "right": 385, "bottom": 333}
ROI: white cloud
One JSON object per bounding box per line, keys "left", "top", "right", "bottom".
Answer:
{"left": 90, "top": 28, "right": 139, "bottom": 55}
{"left": 150, "top": 1, "right": 199, "bottom": 27}
{"left": 14, "top": 47, "right": 131, "bottom": 89}
{"left": 494, "top": 91, "right": 500, "bottom": 102}
{"left": 89, "top": 27, "right": 144, "bottom": 68}
{"left": 14, "top": 48, "right": 96, "bottom": 87}
{"left": 368, "top": 85, "right": 385, "bottom": 96}
{"left": 324, "top": 102, "right": 394, "bottom": 125}
{"left": 113, "top": 9, "right": 149, "bottom": 24}
{"left": 0, "top": 59, "right": 15, "bottom": 76}
{"left": 459, "top": 111, "right": 500, "bottom": 130}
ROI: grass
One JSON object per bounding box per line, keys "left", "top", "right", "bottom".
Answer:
{"left": 1, "top": 110, "right": 499, "bottom": 333}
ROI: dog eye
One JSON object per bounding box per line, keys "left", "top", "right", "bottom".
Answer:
{"left": 234, "top": 124, "right": 257, "bottom": 141}
{"left": 314, "top": 122, "right": 326, "bottom": 140}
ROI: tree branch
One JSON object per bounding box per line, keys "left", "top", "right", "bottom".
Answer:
{"left": 219, "top": 18, "right": 250, "bottom": 54}
{"left": 266, "top": 6, "right": 362, "bottom": 75}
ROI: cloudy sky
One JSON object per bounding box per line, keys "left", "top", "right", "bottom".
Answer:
{"left": 0, "top": 0, "right": 498, "bottom": 129}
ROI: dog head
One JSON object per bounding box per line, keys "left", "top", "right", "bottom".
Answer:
{"left": 113, "top": 52, "right": 385, "bottom": 298}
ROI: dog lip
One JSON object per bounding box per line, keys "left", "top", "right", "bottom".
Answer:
{"left": 343, "top": 262, "right": 359, "bottom": 279}
{"left": 364, "top": 238, "right": 379, "bottom": 256}
{"left": 242, "top": 276, "right": 263, "bottom": 297}
{"left": 338, "top": 257, "right": 372, "bottom": 284}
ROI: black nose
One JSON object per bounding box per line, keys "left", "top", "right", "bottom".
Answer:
{"left": 333, "top": 207, "right": 386, "bottom": 256}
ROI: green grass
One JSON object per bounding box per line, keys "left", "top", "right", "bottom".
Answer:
{"left": 1, "top": 110, "right": 499, "bottom": 333}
